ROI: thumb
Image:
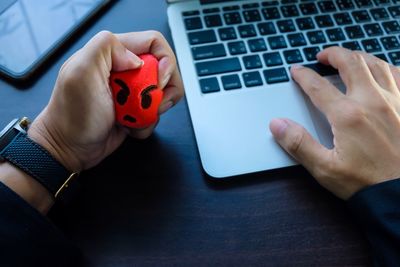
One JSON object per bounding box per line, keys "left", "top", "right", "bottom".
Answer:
{"left": 269, "top": 118, "right": 331, "bottom": 172}
{"left": 111, "top": 48, "right": 143, "bottom": 72}
{"left": 83, "top": 31, "right": 143, "bottom": 72}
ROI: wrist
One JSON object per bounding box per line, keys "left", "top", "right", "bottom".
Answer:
{"left": 28, "top": 115, "right": 82, "bottom": 173}
{"left": 0, "top": 162, "right": 54, "bottom": 214}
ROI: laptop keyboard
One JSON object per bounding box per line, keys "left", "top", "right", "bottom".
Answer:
{"left": 182, "top": 0, "right": 400, "bottom": 94}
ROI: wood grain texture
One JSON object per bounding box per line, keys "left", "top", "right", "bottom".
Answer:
{"left": 0, "top": 0, "right": 371, "bottom": 266}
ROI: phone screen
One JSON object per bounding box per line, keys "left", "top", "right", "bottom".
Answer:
{"left": 0, "top": 0, "right": 110, "bottom": 80}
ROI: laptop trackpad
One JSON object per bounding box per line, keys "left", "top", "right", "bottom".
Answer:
{"left": 303, "top": 75, "right": 346, "bottom": 149}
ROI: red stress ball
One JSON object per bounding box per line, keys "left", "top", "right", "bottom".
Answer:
{"left": 110, "top": 54, "right": 163, "bottom": 129}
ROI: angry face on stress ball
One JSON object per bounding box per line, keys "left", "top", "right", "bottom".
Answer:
{"left": 110, "top": 54, "right": 164, "bottom": 129}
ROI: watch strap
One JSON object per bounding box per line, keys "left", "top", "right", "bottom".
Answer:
{"left": 0, "top": 132, "right": 70, "bottom": 197}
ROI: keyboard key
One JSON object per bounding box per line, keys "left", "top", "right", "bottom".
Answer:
{"left": 342, "top": 41, "right": 362, "bottom": 50}
{"left": 243, "top": 3, "right": 260, "bottom": 9}
{"left": 370, "top": 8, "right": 390, "bottom": 20}
{"left": 248, "top": 38, "right": 268, "bottom": 52}
{"left": 323, "top": 43, "right": 339, "bottom": 49}
{"left": 199, "top": 77, "right": 220, "bottom": 93}
{"left": 223, "top": 5, "right": 240, "bottom": 12}
{"left": 203, "top": 8, "right": 220, "bottom": 14}
{"left": 239, "top": 24, "right": 257, "bottom": 38}
{"left": 243, "top": 9, "right": 261, "bottom": 22}
{"left": 287, "top": 33, "right": 307, "bottom": 47}
{"left": 183, "top": 10, "right": 200, "bottom": 17}
{"left": 188, "top": 30, "right": 217, "bottom": 45}
{"left": 262, "top": 0, "right": 279, "bottom": 6}
{"left": 361, "top": 38, "right": 382, "bottom": 52}
{"left": 388, "top": 50, "right": 400, "bottom": 65}
{"left": 326, "top": 28, "right": 346, "bottom": 41}
{"left": 315, "top": 15, "right": 334, "bottom": 28}
{"left": 224, "top": 12, "right": 242, "bottom": 25}
{"left": 262, "top": 7, "right": 281, "bottom": 20}
{"left": 303, "top": 63, "right": 338, "bottom": 76}
{"left": 258, "top": 22, "right": 277, "bottom": 35}
{"left": 381, "top": 36, "right": 400, "bottom": 50}
{"left": 263, "top": 52, "right": 284, "bottom": 66}
{"left": 345, "top": 25, "right": 365, "bottom": 39}
{"left": 382, "top": 21, "right": 400, "bottom": 34}
{"left": 204, "top": 15, "right": 222, "bottom": 28}
{"left": 280, "top": 5, "right": 299, "bottom": 17}
{"left": 243, "top": 71, "right": 263, "bottom": 87}
{"left": 388, "top": 6, "right": 400, "bottom": 18}
{"left": 277, "top": 19, "right": 296, "bottom": 33}
{"left": 219, "top": 27, "right": 237, "bottom": 40}
{"left": 355, "top": 0, "right": 373, "bottom": 7}
{"left": 336, "top": 0, "right": 355, "bottom": 10}
{"left": 221, "top": 74, "right": 242, "bottom": 90}
{"left": 363, "top": 23, "right": 384, "bottom": 36}
{"left": 318, "top": 1, "right": 337, "bottom": 13}
{"left": 228, "top": 41, "right": 247, "bottom": 55}
{"left": 334, "top": 12, "right": 353, "bottom": 25}
{"left": 185, "top": 17, "right": 203, "bottom": 30}
{"left": 192, "top": 44, "right": 226, "bottom": 60}
{"left": 282, "top": 0, "right": 298, "bottom": 4}
{"left": 283, "top": 49, "right": 303, "bottom": 64}
{"left": 196, "top": 58, "right": 242, "bottom": 76}
{"left": 303, "top": 46, "right": 321, "bottom": 61}
{"left": 351, "top": 10, "right": 371, "bottom": 23}
{"left": 299, "top": 2, "right": 318, "bottom": 15}
{"left": 243, "top": 55, "right": 263, "bottom": 69}
{"left": 307, "top": 30, "right": 327, "bottom": 44}
{"left": 268, "top": 36, "right": 288, "bottom": 49}
{"left": 374, "top": 53, "right": 388, "bottom": 62}
{"left": 263, "top": 68, "right": 289, "bottom": 84}
{"left": 373, "top": 0, "right": 391, "bottom": 5}
{"left": 296, "top": 17, "right": 315, "bottom": 30}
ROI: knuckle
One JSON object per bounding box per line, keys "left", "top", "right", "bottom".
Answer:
{"left": 93, "top": 30, "right": 115, "bottom": 47}
{"left": 339, "top": 101, "right": 366, "bottom": 126}
{"left": 146, "top": 30, "right": 164, "bottom": 41}
{"left": 287, "top": 128, "right": 305, "bottom": 155}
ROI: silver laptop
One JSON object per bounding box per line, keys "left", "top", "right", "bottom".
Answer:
{"left": 167, "top": 0, "right": 400, "bottom": 178}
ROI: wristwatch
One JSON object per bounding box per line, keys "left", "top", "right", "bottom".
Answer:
{"left": 0, "top": 118, "right": 78, "bottom": 198}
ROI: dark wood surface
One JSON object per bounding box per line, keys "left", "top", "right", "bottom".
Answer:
{"left": 0, "top": 1, "right": 370, "bottom": 266}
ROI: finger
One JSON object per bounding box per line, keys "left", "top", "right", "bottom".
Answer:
{"left": 357, "top": 52, "right": 397, "bottom": 93}
{"left": 291, "top": 65, "right": 343, "bottom": 119}
{"left": 125, "top": 120, "right": 158, "bottom": 140}
{"left": 115, "top": 31, "right": 178, "bottom": 90}
{"left": 390, "top": 65, "right": 400, "bottom": 92}
{"left": 269, "top": 118, "right": 331, "bottom": 174}
{"left": 83, "top": 31, "right": 143, "bottom": 72}
{"left": 317, "top": 47, "right": 376, "bottom": 92}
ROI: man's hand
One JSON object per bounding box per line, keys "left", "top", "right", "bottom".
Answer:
{"left": 29, "top": 31, "right": 184, "bottom": 173}
{"left": 270, "top": 47, "right": 400, "bottom": 200}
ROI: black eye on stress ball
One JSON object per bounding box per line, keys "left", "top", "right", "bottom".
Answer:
{"left": 114, "top": 79, "right": 136, "bottom": 123}
{"left": 141, "top": 85, "right": 157, "bottom": 109}
{"left": 114, "top": 79, "right": 130, "bottom": 105}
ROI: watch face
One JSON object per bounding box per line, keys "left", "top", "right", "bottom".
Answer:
{"left": 0, "top": 118, "right": 18, "bottom": 139}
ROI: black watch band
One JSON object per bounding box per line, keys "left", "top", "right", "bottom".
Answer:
{"left": 0, "top": 131, "right": 76, "bottom": 198}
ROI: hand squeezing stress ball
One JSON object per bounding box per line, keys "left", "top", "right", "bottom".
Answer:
{"left": 110, "top": 54, "right": 163, "bottom": 129}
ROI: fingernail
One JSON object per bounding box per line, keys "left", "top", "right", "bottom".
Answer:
{"left": 159, "top": 101, "right": 174, "bottom": 114}
{"left": 126, "top": 50, "right": 143, "bottom": 68}
{"left": 291, "top": 64, "right": 303, "bottom": 70}
{"left": 269, "top": 119, "right": 288, "bottom": 139}
{"left": 161, "top": 74, "right": 171, "bottom": 89}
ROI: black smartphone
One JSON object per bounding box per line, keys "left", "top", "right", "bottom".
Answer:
{"left": 0, "top": 0, "right": 112, "bottom": 81}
